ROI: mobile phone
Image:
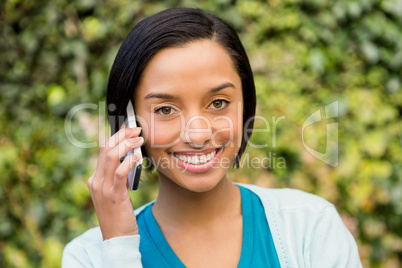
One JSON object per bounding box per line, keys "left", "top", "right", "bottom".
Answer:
{"left": 125, "top": 100, "right": 142, "bottom": 191}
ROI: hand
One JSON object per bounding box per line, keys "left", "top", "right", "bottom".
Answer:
{"left": 87, "top": 127, "right": 144, "bottom": 240}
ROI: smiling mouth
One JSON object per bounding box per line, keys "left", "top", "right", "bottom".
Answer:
{"left": 172, "top": 147, "right": 222, "bottom": 165}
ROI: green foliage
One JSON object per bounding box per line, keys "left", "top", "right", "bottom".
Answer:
{"left": 1, "top": 0, "right": 401, "bottom": 267}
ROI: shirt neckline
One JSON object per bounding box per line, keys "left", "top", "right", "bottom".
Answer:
{"left": 143, "top": 185, "right": 253, "bottom": 267}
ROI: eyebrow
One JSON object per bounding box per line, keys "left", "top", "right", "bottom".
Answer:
{"left": 144, "top": 82, "right": 235, "bottom": 100}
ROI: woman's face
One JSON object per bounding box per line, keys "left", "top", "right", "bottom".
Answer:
{"left": 134, "top": 39, "right": 243, "bottom": 193}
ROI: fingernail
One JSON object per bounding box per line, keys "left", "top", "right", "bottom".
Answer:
{"left": 127, "top": 137, "right": 143, "bottom": 144}
{"left": 128, "top": 127, "right": 142, "bottom": 136}
{"left": 130, "top": 127, "right": 142, "bottom": 131}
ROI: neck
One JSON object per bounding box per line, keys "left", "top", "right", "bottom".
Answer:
{"left": 152, "top": 174, "right": 241, "bottom": 230}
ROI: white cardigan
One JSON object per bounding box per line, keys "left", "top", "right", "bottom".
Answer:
{"left": 62, "top": 183, "right": 362, "bottom": 267}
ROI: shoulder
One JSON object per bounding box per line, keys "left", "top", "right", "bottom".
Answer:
{"left": 62, "top": 227, "right": 103, "bottom": 267}
{"left": 64, "top": 201, "right": 154, "bottom": 250}
{"left": 63, "top": 226, "right": 143, "bottom": 267}
{"left": 236, "top": 182, "right": 334, "bottom": 213}
{"left": 62, "top": 202, "right": 154, "bottom": 266}
{"left": 62, "top": 202, "right": 153, "bottom": 267}
{"left": 64, "top": 227, "right": 103, "bottom": 250}
{"left": 236, "top": 183, "right": 361, "bottom": 267}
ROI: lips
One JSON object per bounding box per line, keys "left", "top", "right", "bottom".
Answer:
{"left": 170, "top": 147, "right": 224, "bottom": 173}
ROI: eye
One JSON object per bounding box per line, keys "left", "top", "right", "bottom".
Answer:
{"left": 155, "top": 106, "right": 176, "bottom": 115}
{"left": 209, "top": 99, "right": 229, "bottom": 109}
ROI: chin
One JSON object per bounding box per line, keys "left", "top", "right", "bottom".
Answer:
{"left": 157, "top": 163, "right": 230, "bottom": 194}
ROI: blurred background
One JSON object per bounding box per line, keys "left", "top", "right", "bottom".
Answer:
{"left": 1, "top": 0, "right": 401, "bottom": 267}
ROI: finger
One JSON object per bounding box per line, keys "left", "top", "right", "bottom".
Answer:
{"left": 93, "top": 127, "right": 141, "bottom": 183}
{"left": 113, "top": 153, "right": 140, "bottom": 193}
{"left": 103, "top": 137, "right": 144, "bottom": 189}
{"left": 87, "top": 172, "right": 104, "bottom": 222}
{"left": 87, "top": 170, "right": 96, "bottom": 190}
{"left": 107, "top": 127, "right": 142, "bottom": 148}
{"left": 97, "top": 127, "right": 141, "bottom": 166}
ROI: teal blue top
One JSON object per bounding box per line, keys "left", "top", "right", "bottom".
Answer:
{"left": 136, "top": 185, "right": 280, "bottom": 267}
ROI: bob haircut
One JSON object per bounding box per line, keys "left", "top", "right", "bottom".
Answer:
{"left": 107, "top": 8, "right": 256, "bottom": 168}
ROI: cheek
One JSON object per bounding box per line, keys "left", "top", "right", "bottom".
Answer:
{"left": 142, "top": 119, "right": 182, "bottom": 151}
{"left": 153, "top": 124, "right": 180, "bottom": 145}
{"left": 211, "top": 106, "right": 243, "bottom": 148}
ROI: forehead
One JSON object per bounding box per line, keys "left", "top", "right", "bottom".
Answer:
{"left": 135, "top": 39, "right": 241, "bottom": 99}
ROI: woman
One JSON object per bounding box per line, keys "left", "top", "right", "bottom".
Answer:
{"left": 62, "top": 8, "right": 361, "bottom": 267}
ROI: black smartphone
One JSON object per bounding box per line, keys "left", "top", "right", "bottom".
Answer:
{"left": 125, "top": 100, "right": 142, "bottom": 191}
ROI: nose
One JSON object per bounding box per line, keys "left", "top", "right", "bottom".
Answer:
{"left": 183, "top": 115, "right": 212, "bottom": 148}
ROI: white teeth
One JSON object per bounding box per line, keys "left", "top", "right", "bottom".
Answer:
{"left": 175, "top": 150, "right": 217, "bottom": 165}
